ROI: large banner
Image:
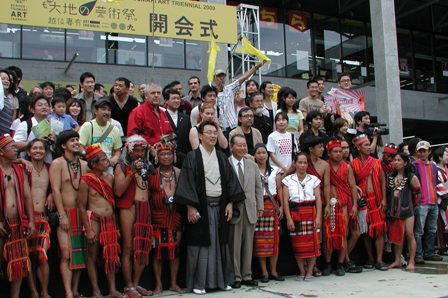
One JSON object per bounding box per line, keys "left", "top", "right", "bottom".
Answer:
{"left": 1, "top": 0, "right": 237, "bottom": 44}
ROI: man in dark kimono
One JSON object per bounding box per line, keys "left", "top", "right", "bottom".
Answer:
{"left": 175, "top": 120, "right": 245, "bottom": 294}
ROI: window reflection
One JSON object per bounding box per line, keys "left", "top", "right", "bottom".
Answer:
{"left": 284, "top": 12, "right": 312, "bottom": 79}
{"left": 259, "top": 21, "right": 286, "bottom": 77}
{"left": 341, "top": 19, "right": 367, "bottom": 85}
{"left": 148, "top": 37, "right": 184, "bottom": 68}
{"left": 314, "top": 15, "right": 341, "bottom": 82}
{"left": 397, "top": 29, "right": 414, "bottom": 90}
{"left": 22, "top": 26, "right": 65, "bottom": 61}
{"left": 107, "top": 33, "right": 146, "bottom": 66}
{"left": 66, "top": 30, "right": 105, "bottom": 63}
{"left": 0, "top": 24, "right": 20, "bottom": 58}
{"left": 413, "top": 31, "right": 434, "bottom": 92}
{"left": 186, "top": 41, "right": 202, "bottom": 70}
{"left": 435, "top": 35, "right": 448, "bottom": 93}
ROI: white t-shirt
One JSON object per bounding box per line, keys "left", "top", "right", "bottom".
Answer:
{"left": 266, "top": 130, "right": 298, "bottom": 169}
{"left": 282, "top": 174, "right": 320, "bottom": 203}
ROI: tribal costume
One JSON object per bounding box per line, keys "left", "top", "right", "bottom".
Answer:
{"left": 326, "top": 161, "right": 350, "bottom": 250}
{"left": 386, "top": 173, "right": 416, "bottom": 244}
{"left": 149, "top": 168, "right": 182, "bottom": 261}
{"left": 254, "top": 170, "right": 280, "bottom": 257}
{"left": 133, "top": 200, "right": 152, "bottom": 265}
{"left": 351, "top": 156, "right": 386, "bottom": 238}
{"left": 67, "top": 207, "right": 86, "bottom": 269}
{"left": 282, "top": 174, "right": 321, "bottom": 258}
{"left": 28, "top": 211, "right": 51, "bottom": 265}
{"left": 81, "top": 172, "right": 121, "bottom": 273}
{"left": 0, "top": 164, "right": 31, "bottom": 281}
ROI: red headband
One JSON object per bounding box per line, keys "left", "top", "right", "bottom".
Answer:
{"left": 326, "top": 139, "right": 342, "bottom": 152}
{"left": 353, "top": 134, "right": 369, "bottom": 147}
{"left": 85, "top": 143, "right": 105, "bottom": 161}
{"left": 0, "top": 135, "right": 14, "bottom": 150}
{"left": 383, "top": 144, "right": 398, "bottom": 155}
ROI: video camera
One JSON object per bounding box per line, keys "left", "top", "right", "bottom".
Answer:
{"left": 365, "top": 123, "right": 389, "bottom": 136}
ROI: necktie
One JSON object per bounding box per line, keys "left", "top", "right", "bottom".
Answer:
{"left": 238, "top": 161, "right": 244, "bottom": 186}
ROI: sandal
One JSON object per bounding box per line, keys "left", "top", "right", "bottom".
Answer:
{"left": 124, "top": 287, "right": 142, "bottom": 298}
{"left": 296, "top": 276, "right": 305, "bottom": 281}
{"left": 375, "top": 262, "right": 389, "bottom": 271}
{"left": 136, "top": 286, "right": 153, "bottom": 296}
{"left": 304, "top": 276, "right": 314, "bottom": 281}
{"left": 312, "top": 267, "right": 322, "bottom": 277}
{"left": 363, "top": 263, "right": 374, "bottom": 269}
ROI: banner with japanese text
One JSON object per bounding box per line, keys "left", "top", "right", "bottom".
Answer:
{"left": 1, "top": 0, "right": 237, "bottom": 44}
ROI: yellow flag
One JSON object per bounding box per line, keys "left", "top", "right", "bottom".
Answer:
{"left": 207, "top": 37, "right": 220, "bottom": 85}
{"left": 238, "top": 37, "right": 272, "bottom": 64}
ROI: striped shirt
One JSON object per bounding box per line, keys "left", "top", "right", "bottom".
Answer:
{"left": 0, "top": 96, "right": 13, "bottom": 135}
{"left": 412, "top": 159, "right": 438, "bottom": 205}
{"left": 217, "top": 80, "right": 240, "bottom": 131}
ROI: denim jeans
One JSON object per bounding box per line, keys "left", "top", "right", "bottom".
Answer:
{"left": 414, "top": 204, "right": 438, "bottom": 258}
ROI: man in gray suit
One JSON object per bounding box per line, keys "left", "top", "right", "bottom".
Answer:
{"left": 229, "top": 134, "right": 264, "bottom": 288}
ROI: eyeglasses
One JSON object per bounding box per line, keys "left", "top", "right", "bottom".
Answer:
{"left": 203, "top": 130, "right": 219, "bottom": 136}
{"left": 241, "top": 114, "right": 254, "bottom": 118}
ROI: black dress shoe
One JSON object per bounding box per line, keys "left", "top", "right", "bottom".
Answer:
{"left": 241, "top": 279, "right": 258, "bottom": 286}
{"left": 260, "top": 276, "right": 269, "bottom": 283}
{"left": 232, "top": 281, "right": 242, "bottom": 289}
{"left": 269, "top": 275, "right": 285, "bottom": 281}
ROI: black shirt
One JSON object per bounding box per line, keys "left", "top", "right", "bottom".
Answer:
{"left": 244, "top": 130, "right": 255, "bottom": 156}
{"left": 253, "top": 114, "right": 273, "bottom": 144}
{"left": 109, "top": 95, "right": 139, "bottom": 136}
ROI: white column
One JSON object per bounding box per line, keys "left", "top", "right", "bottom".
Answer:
{"left": 369, "top": 0, "right": 403, "bottom": 143}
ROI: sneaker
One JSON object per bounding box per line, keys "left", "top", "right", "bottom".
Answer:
{"left": 334, "top": 263, "right": 346, "bottom": 276}
{"left": 193, "top": 289, "right": 206, "bottom": 295}
{"left": 424, "top": 254, "right": 443, "bottom": 261}
{"left": 415, "top": 256, "right": 425, "bottom": 264}
{"left": 322, "top": 264, "right": 332, "bottom": 276}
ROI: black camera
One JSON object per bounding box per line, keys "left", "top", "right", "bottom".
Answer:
{"left": 365, "top": 123, "right": 389, "bottom": 136}
{"left": 163, "top": 195, "right": 175, "bottom": 204}
{"left": 136, "top": 159, "right": 154, "bottom": 181}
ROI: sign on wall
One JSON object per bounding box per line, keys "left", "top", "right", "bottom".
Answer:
{"left": 1, "top": 0, "right": 237, "bottom": 44}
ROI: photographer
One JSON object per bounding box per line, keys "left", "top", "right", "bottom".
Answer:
{"left": 114, "top": 135, "right": 154, "bottom": 298}
{"left": 148, "top": 138, "right": 183, "bottom": 295}
{"left": 350, "top": 111, "right": 384, "bottom": 158}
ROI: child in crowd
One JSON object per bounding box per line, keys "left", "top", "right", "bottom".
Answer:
{"left": 48, "top": 97, "right": 79, "bottom": 135}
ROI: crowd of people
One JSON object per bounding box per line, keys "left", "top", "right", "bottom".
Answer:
{"left": 0, "top": 64, "right": 447, "bottom": 298}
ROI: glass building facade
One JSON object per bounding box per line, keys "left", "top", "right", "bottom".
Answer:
{"left": 0, "top": 0, "right": 447, "bottom": 93}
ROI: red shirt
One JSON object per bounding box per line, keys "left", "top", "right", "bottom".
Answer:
{"left": 127, "top": 103, "right": 173, "bottom": 145}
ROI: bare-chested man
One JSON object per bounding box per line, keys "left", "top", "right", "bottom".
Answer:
{"left": 324, "top": 140, "right": 358, "bottom": 276}
{"left": 26, "top": 139, "right": 53, "bottom": 298}
{"left": 50, "top": 130, "right": 88, "bottom": 298}
{"left": 114, "top": 135, "right": 153, "bottom": 298}
{"left": 78, "top": 144, "right": 124, "bottom": 298}
{"left": 351, "top": 134, "right": 388, "bottom": 271}
{"left": 0, "top": 134, "right": 35, "bottom": 298}
{"left": 303, "top": 136, "right": 330, "bottom": 277}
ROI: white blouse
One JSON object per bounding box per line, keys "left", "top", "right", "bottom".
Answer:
{"left": 282, "top": 174, "right": 320, "bottom": 204}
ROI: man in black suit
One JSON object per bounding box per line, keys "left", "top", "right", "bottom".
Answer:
{"left": 164, "top": 88, "right": 192, "bottom": 168}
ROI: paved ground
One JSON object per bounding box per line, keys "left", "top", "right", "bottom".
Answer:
{"left": 148, "top": 261, "right": 448, "bottom": 298}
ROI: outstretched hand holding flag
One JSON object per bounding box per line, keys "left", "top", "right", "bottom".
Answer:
{"left": 207, "top": 37, "right": 221, "bottom": 85}
{"left": 238, "top": 37, "right": 272, "bottom": 64}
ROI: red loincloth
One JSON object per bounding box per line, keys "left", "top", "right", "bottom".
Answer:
{"left": 388, "top": 219, "right": 405, "bottom": 245}
{"left": 3, "top": 218, "right": 31, "bottom": 281}
{"left": 133, "top": 200, "right": 153, "bottom": 265}
{"left": 28, "top": 212, "right": 51, "bottom": 265}
{"left": 351, "top": 157, "right": 386, "bottom": 238}
{"left": 90, "top": 212, "right": 121, "bottom": 273}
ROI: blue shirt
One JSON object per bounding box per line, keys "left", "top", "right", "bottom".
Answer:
{"left": 48, "top": 113, "right": 78, "bottom": 135}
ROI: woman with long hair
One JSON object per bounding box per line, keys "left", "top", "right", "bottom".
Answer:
{"left": 66, "top": 98, "right": 86, "bottom": 126}
{"left": 332, "top": 117, "right": 354, "bottom": 160}
{"left": 277, "top": 87, "right": 304, "bottom": 140}
{"left": 282, "top": 152, "right": 322, "bottom": 280}
{"left": 260, "top": 81, "right": 277, "bottom": 128}
{"left": 386, "top": 152, "right": 419, "bottom": 271}
{"left": 0, "top": 69, "right": 18, "bottom": 128}
{"left": 253, "top": 143, "right": 284, "bottom": 283}
{"left": 189, "top": 102, "right": 228, "bottom": 150}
